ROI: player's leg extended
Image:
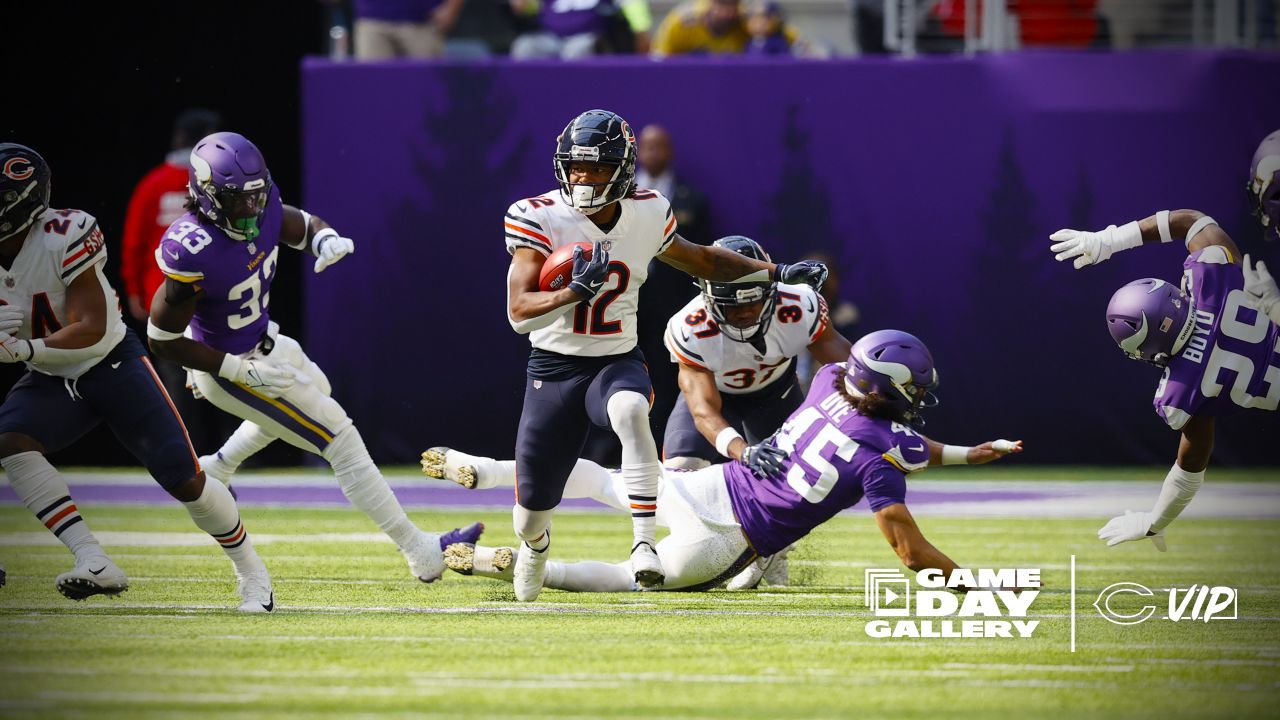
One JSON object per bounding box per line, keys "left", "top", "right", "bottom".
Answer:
{"left": 587, "top": 356, "right": 663, "bottom": 587}
{"left": 512, "top": 375, "right": 592, "bottom": 601}
{"left": 662, "top": 393, "right": 730, "bottom": 470}
{"left": 0, "top": 370, "right": 126, "bottom": 599}
{"left": 199, "top": 420, "right": 276, "bottom": 488}
{"left": 653, "top": 465, "right": 755, "bottom": 591}
{"left": 92, "top": 350, "right": 273, "bottom": 611}
{"left": 424, "top": 448, "right": 628, "bottom": 510}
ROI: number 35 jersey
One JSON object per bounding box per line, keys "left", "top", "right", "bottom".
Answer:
{"left": 504, "top": 189, "right": 677, "bottom": 357}
{"left": 0, "top": 208, "right": 125, "bottom": 379}
{"left": 665, "top": 284, "right": 829, "bottom": 394}
{"left": 1155, "top": 246, "right": 1280, "bottom": 430}
{"left": 155, "top": 185, "right": 283, "bottom": 355}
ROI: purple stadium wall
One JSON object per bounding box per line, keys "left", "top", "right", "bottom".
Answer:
{"left": 301, "top": 51, "right": 1280, "bottom": 466}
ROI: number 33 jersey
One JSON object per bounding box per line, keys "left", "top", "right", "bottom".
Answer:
{"left": 0, "top": 208, "right": 124, "bottom": 379}
{"left": 155, "top": 185, "right": 283, "bottom": 355}
{"left": 664, "top": 284, "right": 829, "bottom": 394}
{"left": 504, "top": 189, "right": 678, "bottom": 357}
{"left": 1155, "top": 246, "right": 1280, "bottom": 429}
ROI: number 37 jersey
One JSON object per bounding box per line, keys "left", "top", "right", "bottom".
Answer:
{"left": 504, "top": 189, "right": 677, "bottom": 357}
{"left": 1154, "top": 246, "right": 1280, "bottom": 429}
{"left": 155, "top": 185, "right": 283, "bottom": 355}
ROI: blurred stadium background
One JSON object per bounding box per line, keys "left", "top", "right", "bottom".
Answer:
{"left": 5, "top": 0, "right": 1278, "bottom": 469}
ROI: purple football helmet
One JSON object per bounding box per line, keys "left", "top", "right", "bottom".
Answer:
{"left": 1249, "top": 129, "right": 1280, "bottom": 243}
{"left": 0, "top": 143, "right": 51, "bottom": 242}
{"left": 844, "top": 329, "right": 939, "bottom": 424}
{"left": 1105, "top": 278, "right": 1195, "bottom": 367}
{"left": 188, "top": 132, "right": 272, "bottom": 242}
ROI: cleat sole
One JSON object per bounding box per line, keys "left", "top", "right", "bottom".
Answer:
{"left": 57, "top": 578, "right": 128, "bottom": 601}
{"left": 444, "top": 543, "right": 476, "bottom": 574}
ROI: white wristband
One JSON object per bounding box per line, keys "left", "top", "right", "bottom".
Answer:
{"left": 1185, "top": 216, "right": 1217, "bottom": 249}
{"left": 310, "top": 227, "right": 338, "bottom": 255}
{"left": 715, "top": 427, "right": 744, "bottom": 458}
{"left": 146, "top": 319, "right": 185, "bottom": 342}
{"left": 1113, "top": 221, "right": 1144, "bottom": 251}
{"left": 1156, "top": 210, "right": 1173, "bottom": 243}
{"left": 941, "top": 445, "right": 972, "bottom": 466}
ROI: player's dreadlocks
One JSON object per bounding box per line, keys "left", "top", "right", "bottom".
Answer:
{"left": 832, "top": 367, "right": 897, "bottom": 421}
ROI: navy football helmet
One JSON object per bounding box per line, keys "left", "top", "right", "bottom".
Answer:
{"left": 554, "top": 109, "right": 636, "bottom": 215}
{"left": 0, "top": 143, "right": 52, "bottom": 242}
{"left": 699, "top": 236, "right": 778, "bottom": 344}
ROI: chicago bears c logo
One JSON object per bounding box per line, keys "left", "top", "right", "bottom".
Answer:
{"left": 3, "top": 157, "right": 34, "bottom": 181}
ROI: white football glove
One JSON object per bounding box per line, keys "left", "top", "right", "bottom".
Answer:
{"left": 313, "top": 230, "right": 355, "bottom": 273}
{"left": 1098, "top": 510, "right": 1167, "bottom": 552}
{"left": 0, "top": 305, "right": 24, "bottom": 335}
{"left": 1049, "top": 222, "right": 1143, "bottom": 270}
{"left": 0, "top": 332, "right": 33, "bottom": 364}
{"left": 218, "top": 354, "right": 298, "bottom": 398}
{"left": 1242, "top": 254, "right": 1280, "bottom": 325}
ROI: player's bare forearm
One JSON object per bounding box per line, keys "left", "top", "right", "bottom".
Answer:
{"left": 1176, "top": 415, "right": 1215, "bottom": 473}
{"left": 507, "top": 249, "right": 581, "bottom": 324}
{"left": 658, "top": 235, "right": 774, "bottom": 281}
{"left": 1136, "top": 209, "right": 1240, "bottom": 258}
{"left": 39, "top": 270, "right": 107, "bottom": 350}
{"left": 680, "top": 365, "right": 742, "bottom": 459}
{"left": 874, "top": 503, "right": 959, "bottom": 577}
{"left": 149, "top": 336, "right": 228, "bottom": 374}
{"left": 281, "top": 205, "right": 333, "bottom": 254}
{"left": 924, "top": 437, "right": 1023, "bottom": 466}
{"left": 146, "top": 281, "right": 223, "bottom": 372}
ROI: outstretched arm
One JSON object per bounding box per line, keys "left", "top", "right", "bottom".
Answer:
{"left": 281, "top": 204, "right": 355, "bottom": 273}
{"left": 677, "top": 363, "right": 743, "bottom": 460}
{"left": 1050, "top": 209, "right": 1240, "bottom": 269}
{"left": 923, "top": 438, "right": 1023, "bottom": 467}
{"left": 807, "top": 322, "right": 852, "bottom": 364}
{"left": 658, "top": 234, "right": 828, "bottom": 288}
{"left": 874, "top": 503, "right": 960, "bottom": 579}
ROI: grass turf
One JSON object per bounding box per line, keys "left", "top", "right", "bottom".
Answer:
{"left": 1, "top": 488, "right": 1277, "bottom": 719}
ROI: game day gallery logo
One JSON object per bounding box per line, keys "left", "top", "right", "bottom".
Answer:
{"left": 864, "top": 568, "right": 1041, "bottom": 639}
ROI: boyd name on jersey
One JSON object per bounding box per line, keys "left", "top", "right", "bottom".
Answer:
{"left": 504, "top": 189, "right": 677, "bottom": 357}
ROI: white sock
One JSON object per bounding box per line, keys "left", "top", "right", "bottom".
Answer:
{"left": 565, "top": 459, "right": 626, "bottom": 510}
{"left": 444, "top": 449, "right": 513, "bottom": 491}
{"left": 3, "top": 452, "right": 103, "bottom": 561}
{"left": 513, "top": 506, "right": 553, "bottom": 551}
{"left": 323, "top": 427, "right": 418, "bottom": 547}
{"left": 1150, "top": 463, "right": 1206, "bottom": 532}
{"left": 182, "top": 477, "right": 264, "bottom": 576}
{"left": 545, "top": 560, "right": 635, "bottom": 592}
{"left": 608, "top": 391, "right": 661, "bottom": 547}
{"left": 206, "top": 421, "right": 275, "bottom": 476}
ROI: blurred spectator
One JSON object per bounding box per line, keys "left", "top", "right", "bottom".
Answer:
{"left": 353, "top": 0, "right": 465, "bottom": 59}
{"left": 932, "top": 0, "right": 1100, "bottom": 48}
{"left": 122, "top": 109, "right": 221, "bottom": 325}
{"left": 851, "top": 0, "right": 887, "bottom": 53}
{"left": 652, "top": 0, "right": 750, "bottom": 55}
{"left": 121, "top": 108, "right": 237, "bottom": 451}
{"left": 510, "top": 0, "right": 653, "bottom": 58}
{"left": 794, "top": 250, "right": 860, "bottom": 388}
{"left": 745, "top": 2, "right": 825, "bottom": 57}
{"left": 634, "top": 124, "right": 710, "bottom": 460}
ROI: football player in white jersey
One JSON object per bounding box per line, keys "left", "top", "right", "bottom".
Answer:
{"left": 0, "top": 143, "right": 272, "bottom": 610}
{"left": 498, "top": 109, "right": 829, "bottom": 601}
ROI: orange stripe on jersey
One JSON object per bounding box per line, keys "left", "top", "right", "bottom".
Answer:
{"left": 809, "top": 315, "right": 830, "bottom": 342}
{"left": 62, "top": 243, "right": 90, "bottom": 267}
{"left": 630, "top": 503, "right": 658, "bottom": 511}
{"left": 218, "top": 525, "right": 246, "bottom": 545}
{"left": 141, "top": 356, "right": 201, "bottom": 473}
{"left": 504, "top": 222, "right": 551, "bottom": 247}
{"left": 663, "top": 216, "right": 676, "bottom": 236}
{"left": 668, "top": 342, "right": 708, "bottom": 371}
{"left": 44, "top": 504, "right": 78, "bottom": 529}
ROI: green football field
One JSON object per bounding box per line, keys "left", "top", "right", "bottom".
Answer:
{"left": 1, "top": 469, "right": 1278, "bottom": 719}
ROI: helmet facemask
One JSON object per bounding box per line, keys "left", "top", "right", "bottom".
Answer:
{"left": 555, "top": 153, "right": 630, "bottom": 215}
{"left": 700, "top": 279, "right": 777, "bottom": 344}
{"left": 553, "top": 110, "right": 637, "bottom": 216}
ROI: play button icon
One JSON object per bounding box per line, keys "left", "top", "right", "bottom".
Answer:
{"left": 883, "top": 587, "right": 899, "bottom": 605}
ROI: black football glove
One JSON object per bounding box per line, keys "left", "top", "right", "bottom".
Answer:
{"left": 741, "top": 441, "right": 788, "bottom": 479}
{"left": 569, "top": 241, "right": 611, "bottom": 300}
{"left": 776, "top": 261, "right": 829, "bottom": 291}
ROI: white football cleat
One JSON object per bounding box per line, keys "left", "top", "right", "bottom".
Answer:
{"left": 726, "top": 557, "right": 766, "bottom": 590}
{"left": 444, "top": 543, "right": 515, "bottom": 581}
{"left": 512, "top": 541, "right": 549, "bottom": 602}
{"left": 630, "top": 541, "right": 664, "bottom": 589}
{"left": 763, "top": 545, "right": 792, "bottom": 587}
{"left": 56, "top": 554, "right": 129, "bottom": 601}
{"left": 419, "top": 447, "right": 478, "bottom": 489}
{"left": 236, "top": 568, "right": 275, "bottom": 613}
{"left": 401, "top": 530, "right": 445, "bottom": 582}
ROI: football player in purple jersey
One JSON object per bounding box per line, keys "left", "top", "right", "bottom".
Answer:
{"left": 1050, "top": 182, "right": 1280, "bottom": 549}
{"left": 146, "top": 133, "right": 481, "bottom": 604}
{"left": 423, "top": 330, "right": 1022, "bottom": 593}
{"left": 1243, "top": 129, "right": 1280, "bottom": 326}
